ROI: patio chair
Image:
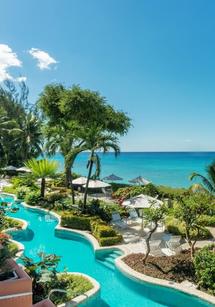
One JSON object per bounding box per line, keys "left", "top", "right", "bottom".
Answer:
{"left": 127, "top": 209, "right": 142, "bottom": 224}
{"left": 111, "top": 212, "right": 128, "bottom": 229}
{"left": 162, "top": 236, "right": 182, "bottom": 255}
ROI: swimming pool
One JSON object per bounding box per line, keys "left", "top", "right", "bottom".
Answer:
{"left": 2, "top": 194, "right": 213, "bottom": 307}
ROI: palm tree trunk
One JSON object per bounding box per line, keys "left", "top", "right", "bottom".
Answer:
{"left": 83, "top": 151, "right": 94, "bottom": 209}
{"left": 41, "top": 178, "right": 46, "bottom": 198}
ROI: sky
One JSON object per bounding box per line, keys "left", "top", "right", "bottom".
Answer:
{"left": 0, "top": 0, "right": 215, "bottom": 152}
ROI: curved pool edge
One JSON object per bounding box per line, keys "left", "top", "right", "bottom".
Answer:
{"left": 1, "top": 194, "right": 101, "bottom": 307}
{"left": 2, "top": 193, "right": 215, "bottom": 306}
{"left": 57, "top": 272, "right": 100, "bottom": 307}
{"left": 115, "top": 255, "right": 215, "bottom": 305}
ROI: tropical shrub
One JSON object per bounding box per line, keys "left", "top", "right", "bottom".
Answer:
{"left": 16, "top": 186, "right": 31, "bottom": 200}
{"left": 91, "top": 223, "right": 117, "bottom": 238}
{"left": 165, "top": 216, "right": 212, "bottom": 240}
{"left": 25, "top": 191, "right": 41, "bottom": 206}
{"left": 61, "top": 213, "right": 92, "bottom": 230}
{"left": 157, "top": 185, "right": 188, "bottom": 199}
{"left": 112, "top": 183, "right": 159, "bottom": 203}
{"left": 99, "top": 236, "right": 122, "bottom": 246}
{"left": 198, "top": 215, "right": 215, "bottom": 227}
{"left": 46, "top": 192, "right": 68, "bottom": 204}
{"left": 61, "top": 213, "right": 122, "bottom": 246}
{"left": 194, "top": 244, "right": 215, "bottom": 295}
{"left": 2, "top": 186, "right": 17, "bottom": 194}
{"left": 11, "top": 176, "right": 37, "bottom": 190}
{"left": 50, "top": 273, "right": 92, "bottom": 305}
{"left": 0, "top": 233, "right": 18, "bottom": 272}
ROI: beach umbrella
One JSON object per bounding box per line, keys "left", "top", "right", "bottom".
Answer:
{"left": 72, "top": 176, "right": 87, "bottom": 185}
{"left": 103, "top": 173, "right": 123, "bottom": 181}
{"left": 129, "top": 176, "right": 150, "bottom": 185}
{"left": 17, "top": 167, "right": 32, "bottom": 173}
{"left": 122, "top": 194, "right": 163, "bottom": 232}
{"left": 83, "top": 180, "right": 111, "bottom": 189}
{"left": 1, "top": 165, "right": 17, "bottom": 171}
{"left": 122, "top": 194, "right": 162, "bottom": 209}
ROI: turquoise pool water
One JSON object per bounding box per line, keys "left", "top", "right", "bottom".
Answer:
{"left": 2, "top": 195, "right": 213, "bottom": 307}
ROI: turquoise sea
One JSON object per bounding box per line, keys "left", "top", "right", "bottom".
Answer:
{"left": 50, "top": 152, "right": 215, "bottom": 188}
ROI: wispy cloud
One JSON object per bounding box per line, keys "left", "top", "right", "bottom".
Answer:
{"left": 16, "top": 76, "right": 27, "bottom": 82}
{"left": 0, "top": 44, "right": 22, "bottom": 82}
{"left": 29, "top": 48, "right": 57, "bottom": 70}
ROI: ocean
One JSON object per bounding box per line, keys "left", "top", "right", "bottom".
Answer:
{"left": 51, "top": 152, "right": 215, "bottom": 188}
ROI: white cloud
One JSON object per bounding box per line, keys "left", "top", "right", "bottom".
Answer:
{"left": 0, "top": 44, "right": 22, "bottom": 82}
{"left": 29, "top": 48, "right": 57, "bottom": 70}
{"left": 16, "top": 76, "right": 27, "bottom": 82}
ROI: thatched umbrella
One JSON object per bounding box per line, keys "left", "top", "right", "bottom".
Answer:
{"left": 103, "top": 173, "right": 123, "bottom": 181}
{"left": 129, "top": 176, "right": 150, "bottom": 185}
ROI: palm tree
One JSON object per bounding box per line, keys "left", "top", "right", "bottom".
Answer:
{"left": 0, "top": 107, "right": 22, "bottom": 165}
{"left": 20, "top": 113, "right": 43, "bottom": 161}
{"left": 190, "top": 161, "right": 215, "bottom": 194}
{"left": 83, "top": 126, "right": 120, "bottom": 208}
{"left": 25, "top": 159, "right": 58, "bottom": 198}
{"left": 44, "top": 121, "right": 86, "bottom": 203}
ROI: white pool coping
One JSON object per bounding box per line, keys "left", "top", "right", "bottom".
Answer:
{"left": 2, "top": 194, "right": 100, "bottom": 306}
{"left": 2, "top": 192, "right": 215, "bottom": 305}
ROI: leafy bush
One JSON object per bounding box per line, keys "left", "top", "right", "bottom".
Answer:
{"left": 61, "top": 213, "right": 123, "bottom": 246}
{"left": 5, "top": 217, "right": 23, "bottom": 229}
{"left": 112, "top": 184, "right": 159, "bottom": 203}
{"left": 50, "top": 273, "right": 93, "bottom": 305}
{"left": 99, "top": 235, "right": 123, "bottom": 246}
{"left": 46, "top": 192, "right": 68, "bottom": 204}
{"left": 198, "top": 215, "right": 215, "bottom": 227}
{"left": 16, "top": 186, "right": 31, "bottom": 200}
{"left": 91, "top": 222, "right": 117, "bottom": 238}
{"left": 25, "top": 191, "right": 41, "bottom": 206}
{"left": 85, "top": 199, "right": 111, "bottom": 222}
{"left": 11, "top": 175, "right": 37, "bottom": 189}
{"left": 165, "top": 216, "right": 212, "bottom": 239}
{"left": 2, "top": 186, "right": 17, "bottom": 194}
{"left": 157, "top": 185, "right": 188, "bottom": 199}
{"left": 194, "top": 244, "right": 215, "bottom": 295}
{"left": 61, "top": 213, "right": 92, "bottom": 230}
{"left": 110, "top": 182, "right": 130, "bottom": 192}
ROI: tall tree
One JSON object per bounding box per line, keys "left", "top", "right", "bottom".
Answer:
{"left": 82, "top": 126, "right": 120, "bottom": 208}
{"left": 38, "top": 84, "right": 130, "bottom": 202}
{"left": 190, "top": 161, "right": 215, "bottom": 194}
{"left": 0, "top": 81, "right": 42, "bottom": 166}
{"left": 173, "top": 193, "right": 211, "bottom": 259}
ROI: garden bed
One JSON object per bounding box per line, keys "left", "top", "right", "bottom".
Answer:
{"left": 123, "top": 251, "right": 196, "bottom": 283}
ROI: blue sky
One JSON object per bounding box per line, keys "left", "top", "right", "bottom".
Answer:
{"left": 0, "top": 0, "right": 215, "bottom": 151}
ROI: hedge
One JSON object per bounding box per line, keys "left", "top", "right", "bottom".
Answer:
{"left": 61, "top": 214, "right": 92, "bottom": 231}
{"left": 60, "top": 213, "right": 123, "bottom": 246}
{"left": 99, "top": 235, "right": 123, "bottom": 247}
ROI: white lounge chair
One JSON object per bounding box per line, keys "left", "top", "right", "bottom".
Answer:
{"left": 127, "top": 209, "right": 142, "bottom": 224}
{"left": 162, "top": 236, "right": 182, "bottom": 255}
{"left": 111, "top": 212, "right": 128, "bottom": 229}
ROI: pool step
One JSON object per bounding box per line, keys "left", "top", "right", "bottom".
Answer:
{"left": 97, "top": 252, "right": 120, "bottom": 271}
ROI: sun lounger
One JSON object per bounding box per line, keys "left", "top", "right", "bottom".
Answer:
{"left": 111, "top": 212, "right": 128, "bottom": 229}
{"left": 127, "top": 209, "right": 142, "bottom": 224}
{"left": 164, "top": 236, "right": 182, "bottom": 254}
